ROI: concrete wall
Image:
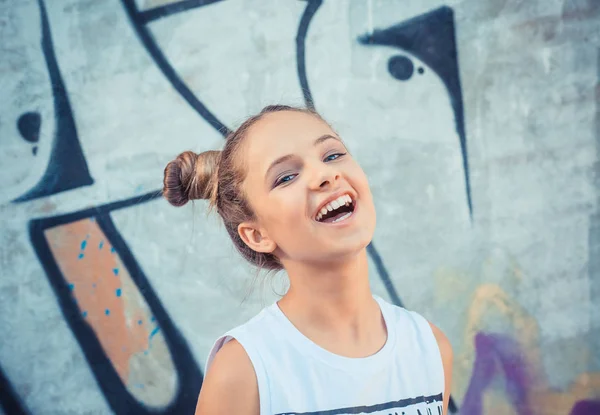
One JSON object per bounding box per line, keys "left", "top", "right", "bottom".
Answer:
{"left": 1, "top": 0, "right": 599, "bottom": 414}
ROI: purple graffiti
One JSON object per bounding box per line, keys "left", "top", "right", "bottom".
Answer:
{"left": 570, "top": 400, "right": 600, "bottom": 415}
{"left": 462, "top": 333, "right": 532, "bottom": 415}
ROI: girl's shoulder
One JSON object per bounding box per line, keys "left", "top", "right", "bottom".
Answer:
{"left": 196, "top": 338, "right": 259, "bottom": 414}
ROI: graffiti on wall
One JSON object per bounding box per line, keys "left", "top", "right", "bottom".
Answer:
{"left": 460, "top": 283, "right": 600, "bottom": 415}
{"left": 1, "top": 0, "right": 598, "bottom": 414}
{"left": 11, "top": 0, "right": 93, "bottom": 203}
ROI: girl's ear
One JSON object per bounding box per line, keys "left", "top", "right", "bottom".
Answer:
{"left": 238, "top": 222, "right": 277, "bottom": 254}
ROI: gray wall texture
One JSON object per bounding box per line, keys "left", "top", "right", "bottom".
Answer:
{"left": 1, "top": 0, "right": 599, "bottom": 414}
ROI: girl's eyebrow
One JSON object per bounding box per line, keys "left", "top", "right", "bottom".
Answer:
{"left": 265, "top": 134, "right": 341, "bottom": 180}
{"left": 265, "top": 154, "right": 295, "bottom": 181}
{"left": 314, "top": 134, "right": 341, "bottom": 146}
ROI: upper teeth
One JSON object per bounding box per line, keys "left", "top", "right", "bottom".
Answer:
{"left": 316, "top": 194, "right": 353, "bottom": 221}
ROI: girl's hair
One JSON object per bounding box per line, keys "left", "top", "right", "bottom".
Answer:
{"left": 163, "top": 104, "right": 322, "bottom": 271}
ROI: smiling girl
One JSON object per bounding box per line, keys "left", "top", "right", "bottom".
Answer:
{"left": 163, "top": 105, "right": 453, "bottom": 415}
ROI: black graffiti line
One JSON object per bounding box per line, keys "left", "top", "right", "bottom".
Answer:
{"left": 276, "top": 393, "right": 443, "bottom": 415}
{"left": 139, "top": 0, "right": 225, "bottom": 23}
{"left": 24, "top": 190, "right": 162, "bottom": 230}
{"left": 14, "top": 0, "right": 94, "bottom": 203}
{"left": 120, "top": 0, "right": 230, "bottom": 136}
{"left": 296, "top": 0, "right": 322, "bottom": 109}
{"left": 359, "top": 6, "right": 472, "bottom": 220}
{"left": 448, "top": 394, "right": 458, "bottom": 414}
{"left": 0, "top": 364, "right": 30, "bottom": 415}
{"left": 28, "top": 206, "right": 202, "bottom": 414}
{"left": 367, "top": 242, "right": 403, "bottom": 308}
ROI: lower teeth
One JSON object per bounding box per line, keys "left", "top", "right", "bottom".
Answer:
{"left": 332, "top": 212, "right": 352, "bottom": 223}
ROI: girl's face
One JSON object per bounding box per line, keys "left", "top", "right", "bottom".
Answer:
{"left": 239, "top": 111, "right": 376, "bottom": 266}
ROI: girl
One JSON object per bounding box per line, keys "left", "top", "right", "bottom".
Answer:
{"left": 163, "top": 105, "right": 453, "bottom": 415}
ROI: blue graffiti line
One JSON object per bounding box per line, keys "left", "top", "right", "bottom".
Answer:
{"left": 149, "top": 326, "right": 160, "bottom": 340}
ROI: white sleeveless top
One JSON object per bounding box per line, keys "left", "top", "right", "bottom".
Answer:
{"left": 205, "top": 296, "right": 445, "bottom": 415}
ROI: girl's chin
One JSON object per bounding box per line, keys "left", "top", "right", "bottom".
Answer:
{"left": 317, "top": 238, "right": 373, "bottom": 261}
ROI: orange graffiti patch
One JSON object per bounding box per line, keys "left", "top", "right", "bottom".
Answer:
{"left": 45, "top": 218, "right": 154, "bottom": 383}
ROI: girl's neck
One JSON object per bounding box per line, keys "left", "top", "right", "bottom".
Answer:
{"left": 278, "top": 248, "right": 377, "bottom": 332}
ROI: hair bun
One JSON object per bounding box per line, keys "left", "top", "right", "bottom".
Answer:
{"left": 163, "top": 150, "right": 221, "bottom": 207}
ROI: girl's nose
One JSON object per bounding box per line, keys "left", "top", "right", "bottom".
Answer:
{"left": 310, "top": 165, "right": 340, "bottom": 190}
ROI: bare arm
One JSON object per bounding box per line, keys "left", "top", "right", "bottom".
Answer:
{"left": 195, "top": 339, "right": 260, "bottom": 415}
{"left": 429, "top": 322, "right": 453, "bottom": 415}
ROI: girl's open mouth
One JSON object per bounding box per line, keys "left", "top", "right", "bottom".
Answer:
{"left": 315, "top": 194, "right": 356, "bottom": 224}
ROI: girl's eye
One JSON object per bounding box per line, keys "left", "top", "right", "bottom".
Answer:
{"left": 275, "top": 174, "right": 297, "bottom": 187}
{"left": 324, "top": 152, "right": 346, "bottom": 162}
